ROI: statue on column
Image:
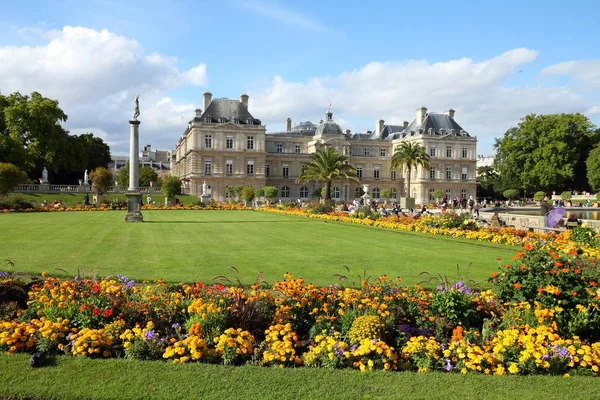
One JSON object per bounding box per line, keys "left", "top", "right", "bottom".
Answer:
{"left": 83, "top": 170, "right": 89, "bottom": 184}
{"left": 202, "top": 181, "right": 208, "bottom": 196}
{"left": 42, "top": 167, "right": 48, "bottom": 183}
{"left": 133, "top": 95, "right": 140, "bottom": 121}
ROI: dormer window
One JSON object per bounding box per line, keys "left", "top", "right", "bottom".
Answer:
{"left": 204, "top": 117, "right": 211, "bottom": 123}
{"left": 219, "top": 118, "right": 227, "bottom": 124}
{"left": 247, "top": 118, "right": 254, "bottom": 126}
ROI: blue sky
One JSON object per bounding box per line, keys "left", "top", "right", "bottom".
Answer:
{"left": 1, "top": 0, "right": 599, "bottom": 155}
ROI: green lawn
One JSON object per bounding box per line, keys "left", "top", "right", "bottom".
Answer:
{"left": 1, "top": 354, "right": 598, "bottom": 400}
{"left": 8, "top": 192, "right": 200, "bottom": 207}
{"left": 0, "top": 210, "right": 515, "bottom": 286}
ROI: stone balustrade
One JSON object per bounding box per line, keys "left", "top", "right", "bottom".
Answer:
{"left": 14, "top": 184, "right": 162, "bottom": 194}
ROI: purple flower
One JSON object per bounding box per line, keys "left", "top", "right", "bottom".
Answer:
{"left": 0, "top": 271, "right": 9, "bottom": 279}
{"left": 171, "top": 323, "right": 181, "bottom": 330}
{"left": 444, "top": 358, "right": 454, "bottom": 372}
{"left": 143, "top": 330, "right": 156, "bottom": 341}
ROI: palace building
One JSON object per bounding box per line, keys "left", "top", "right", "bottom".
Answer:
{"left": 172, "top": 92, "right": 477, "bottom": 204}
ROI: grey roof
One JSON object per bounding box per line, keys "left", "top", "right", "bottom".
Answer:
{"left": 315, "top": 111, "right": 343, "bottom": 137}
{"left": 401, "top": 113, "right": 469, "bottom": 137}
{"left": 291, "top": 121, "right": 318, "bottom": 133}
{"left": 375, "top": 125, "right": 406, "bottom": 140}
{"left": 196, "top": 99, "right": 261, "bottom": 125}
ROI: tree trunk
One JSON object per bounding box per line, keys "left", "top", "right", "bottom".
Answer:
{"left": 325, "top": 180, "right": 332, "bottom": 200}
{"left": 406, "top": 167, "right": 412, "bottom": 198}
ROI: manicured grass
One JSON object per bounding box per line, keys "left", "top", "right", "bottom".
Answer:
{"left": 0, "top": 210, "right": 515, "bottom": 286}
{"left": 1, "top": 354, "right": 598, "bottom": 400}
{"left": 8, "top": 192, "right": 200, "bottom": 207}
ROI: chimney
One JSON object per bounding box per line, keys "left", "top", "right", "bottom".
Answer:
{"left": 240, "top": 93, "right": 249, "bottom": 109}
{"left": 203, "top": 91, "right": 212, "bottom": 112}
{"left": 446, "top": 109, "right": 455, "bottom": 118}
{"left": 376, "top": 119, "right": 385, "bottom": 137}
{"left": 403, "top": 121, "right": 409, "bottom": 129}
{"left": 194, "top": 108, "right": 202, "bottom": 118}
{"left": 346, "top": 129, "right": 351, "bottom": 134}
{"left": 286, "top": 117, "right": 292, "bottom": 132}
{"left": 416, "top": 107, "right": 428, "bottom": 126}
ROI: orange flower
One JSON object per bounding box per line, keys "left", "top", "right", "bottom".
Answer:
{"left": 574, "top": 269, "right": 581, "bottom": 274}
{"left": 554, "top": 262, "right": 563, "bottom": 267}
{"left": 513, "top": 283, "right": 522, "bottom": 290}
{"left": 537, "top": 288, "right": 544, "bottom": 294}
{"left": 520, "top": 265, "right": 526, "bottom": 271}
{"left": 490, "top": 272, "right": 498, "bottom": 278}
{"left": 561, "top": 268, "right": 569, "bottom": 273}
{"left": 570, "top": 291, "right": 577, "bottom": 296}
{"left": 524, "top": 243, "right": 534, "bottom": 251}
{"left": 590, "top": 281, "right": 597, "bottom": 287}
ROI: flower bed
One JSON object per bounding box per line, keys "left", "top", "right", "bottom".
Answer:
{"left": 1, "top": 203, "right": 251, "bottom": 213}
{"left": 1, "top": 245, "right": 599, "bottom": 376}
{"left": 258, "top": 207, "right": 600, "bottom": 258}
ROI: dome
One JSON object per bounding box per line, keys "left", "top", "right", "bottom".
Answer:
{"left": 315, "top": 110, "right": 343, "bottom": 137}
{"left": 292, "top": 121, "right": 318, "bottom": 132}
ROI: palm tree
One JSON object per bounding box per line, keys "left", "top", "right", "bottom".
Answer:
{"left": 297, "top": 146, "right": 358, "bottom": 201}
{"left": 390, "top": 142, "right": 430, "bottom": 198}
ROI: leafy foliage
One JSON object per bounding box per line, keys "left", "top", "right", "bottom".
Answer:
{"left": 560, "top": 191, "right": 572, "bottom": 201}
{"left": 0, "top": 162, "right": 27, "bottom": 196}
{"left": 390, "top": 142, "right": 430, "bottom": 198}
{"left": 162, "top": 176, "right": 182, "bottom": 198}
{"left": 116, "top": 164, "right": 160, "bottom": 188}
{"left": 502, "top": 189, "right": 519, "bottom": 200}
{"left": 586, "top": 145, "right": 600, "bottom": 191}
{"left": 89, "top": 167, "right": 113, "bottom": 196}
{"left": 262, "top": 186, "right": 278, "bottom": 200}
{"left": 476, "top": 166, "right": 501, "bottom": 199}
{"left": 298, "top": 146, "right": 358, "bottom": 201}
{"left": 241, "top": 187, "right": 255, "bottom": 204}
{"left": 533, "top": 191, "right": 546, "bottom": 201}
{"left": 494, "top": 113, "right": 599, "bottom": 192}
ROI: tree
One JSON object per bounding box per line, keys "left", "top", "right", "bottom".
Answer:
{"left": 586, "top": 145, "right": 600, "bottom": 191}
{"left": 233, "top": 185, "right": 245, "bottom": 202}
{"left": 0, "top": 92, "right": 111, "bottom": 183}
{"left": 476, "top": 166, "right": 501, "bottom": 199}
{"left": 380, "top": 189, "right": 393, "bottom": 204}
{"left": 162, "top": 176, "right": 182, "bottom": 198}
{"left": 116, "top": 164, "right": 160, "bottom": 188}
{"left": 241, "top": 187, "right": 255, "bottom": 206}
{"left": 262, "top": 186, "right": 278, "bottom": 202}
{"left": 390, "top": 142, "right": 430, "bottom": 198}
{"left": 255, "top": 188, "right": 265, "bottom": 198}
{"left": 503, "top": 189, "right": 519, "bottom": 200}
{"left": 561, "top": 191, "right": 572, "bottom": 201}
{"left": 298, "top": 146, "right": 358, "bottom": 201}
{"left": 89, "top": 167, "right": 113, "bottom": 196}
{"left": 433, "top": 189, "right": 445, "bottom": 202}
{"left": 494, "top": 113, "right": 599, "bottom": 193}
{"left": 0, "top": 163, "right": 27, "bottom": 196}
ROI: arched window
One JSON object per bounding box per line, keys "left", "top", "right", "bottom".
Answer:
{"left": 333, "top": 187, "right": 340, "bottom": 199}
{"left": 281, "top": 186, "right": 290, "bottom": 198}
{"left": 373, "top": 188, "right": 380, "bottom": 199}
{"left": 391, "top": 188, "right": 397, "bottom": 199}
{"left": 300, "top": 186, "right": 309, "bottom": 198}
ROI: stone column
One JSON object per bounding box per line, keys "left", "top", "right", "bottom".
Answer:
{"left": 125, "top": 120, "right": 143, "bottom": 222}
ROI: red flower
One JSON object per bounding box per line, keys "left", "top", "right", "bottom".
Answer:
{"left": 79, "top": 305, "right": 86, "bottom": 313}
{"left": 91, "top": 283, "right": 100, "bottom": 293}
{"left": 570, "top": 291, "right": 577, "bottom": 296}
{"left": 103, "top": 308, "right": 113, "bottom": 318}
{"left": 554, "top": 262, "right": 563, "bottom": 267}
{"left": 92, "top": 307, "right": 101, "bottom": 316}
{"left": 590, "top": 281, "right": 597, "bottom": 287}
{"left": 574, "top": 269, "right": 581, "bottom": 274}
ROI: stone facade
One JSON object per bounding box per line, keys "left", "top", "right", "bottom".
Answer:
{"left": 173, "top": 94, "right": 477, "bottom": 205}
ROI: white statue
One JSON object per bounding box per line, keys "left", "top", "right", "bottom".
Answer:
{"left": 202, "top": 181, "right": 208, "bottom": 196}
{"left": 83, "top": 170, "right": 89, "bottom": 183}
{"left": 42, "top": 167, "right": 48, "bottom": 182}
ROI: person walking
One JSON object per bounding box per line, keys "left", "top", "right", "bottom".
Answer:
{"left": 540, "top": 195, "right": 553, "bottom": 226}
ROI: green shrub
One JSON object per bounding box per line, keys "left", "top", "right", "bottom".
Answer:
{"left": 533, "top": 191, "right": 546, "bottom": 201}
{"left": 432, "top": 190, "right": 445, "bottom": 201}
{"left": 307, "top": 201, "right": 333, "bottom": 214}
{"left": 0, "top": 163, "right": 27, "bottom": 196}
{"left": 162, "top": 176, "right": 182, "bottom": 198}
{"left": 502, "top": 189, "right": 519, "bottom": 200}
{"left": 560, "top": 191, "right": 572, "bottom": 201}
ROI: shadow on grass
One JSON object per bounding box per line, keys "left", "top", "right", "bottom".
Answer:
{"left": 144, "top": 220, "right": 312, "bottom": 224}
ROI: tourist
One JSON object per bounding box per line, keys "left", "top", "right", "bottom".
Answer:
{"left": 468, "top": 196, "right": 474, "bottom": 214}
{"left": 473, "top": 201, "right": 480, "bottom": 219}
{"left": 540, "top": 195, "right": 553, "bottom": 225}
{"left": 379, "top": 205, "right": 389, "bottom": 217}
{"left": 565, "top": 213, "right": 581, "bottom": 230}
{"left": 84, "top": 193, "right": 90, "bottom": 206}
{"left": 341, "top": 202, "right": 349, "bottom": 212}
{"left": 441, "top": 199, "right": 447, "bottom": 214}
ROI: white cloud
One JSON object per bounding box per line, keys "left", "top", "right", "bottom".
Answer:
{"left": 0, "top": 26, "right": 207, "bottom": 154}
{"left": 541, "top": 61, "right": 600, "bottom": 88}
{"left": 250, "top": 48, "right": 598, "bottom": 154}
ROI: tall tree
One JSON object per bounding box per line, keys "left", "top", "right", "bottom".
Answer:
{"left": 586, "top": 144, "right": 600, "bottom": 191}
{"left": 0, "top": 163, "right": 27, "bottom": 196}
{"left": 494, "top": 113, "right": 599, "bottom": 192}
{"left": 116, "top": 164, "right": 159, "bottom": 187}
{"left": 476, "top": 165, "right": 501, "bottom": 199}
{"left": 390, "top": 142, "right": 430, "bottom": 198}
{"left": 297, "top": 146, "right": 358, "bottom": 201}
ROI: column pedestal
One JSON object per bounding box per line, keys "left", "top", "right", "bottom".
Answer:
{"left": 125, "top": 192, "right": 144, "bottom": 222}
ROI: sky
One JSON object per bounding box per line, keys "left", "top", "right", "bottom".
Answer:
{"left": 1, "top": 0, "right": 599, "bottom": 156}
